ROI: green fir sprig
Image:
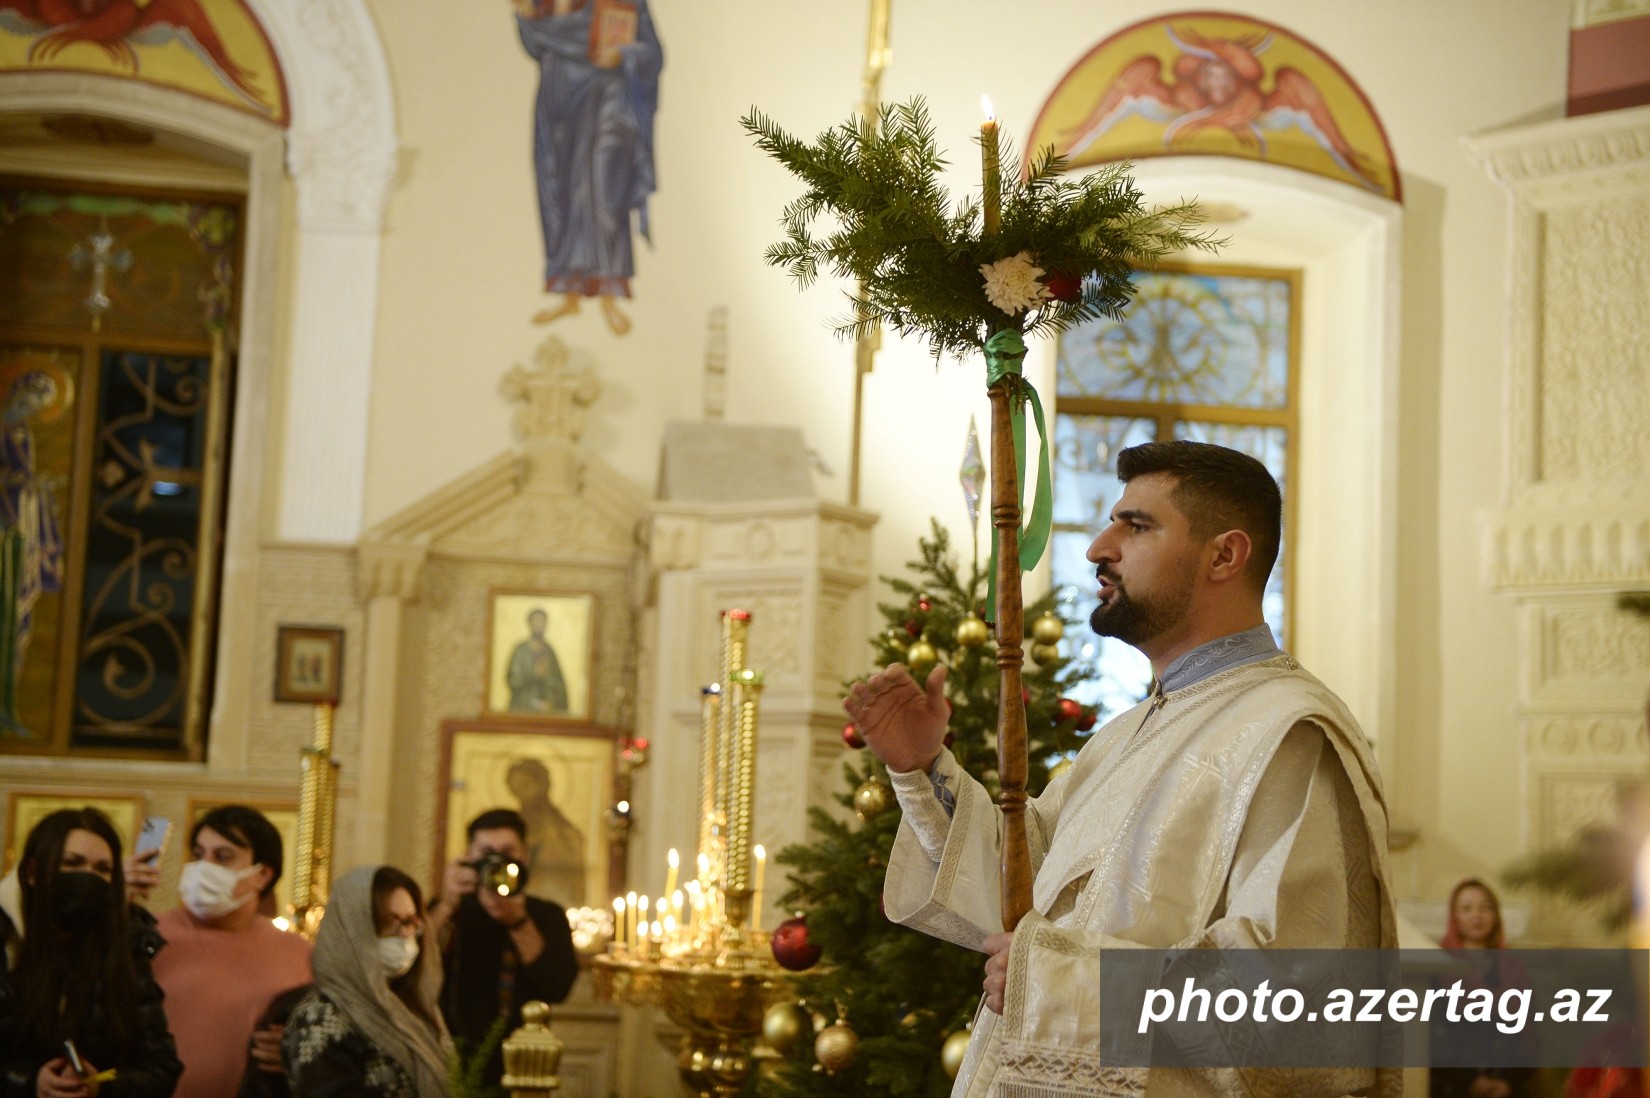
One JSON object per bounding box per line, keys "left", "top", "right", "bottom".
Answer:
{"left": 741, "top": 97, "right": 1222, "bottom": 361}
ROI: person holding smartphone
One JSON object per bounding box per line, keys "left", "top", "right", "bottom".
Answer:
{"left": 0, "top": 807, "right": 182, "bottom": 1098}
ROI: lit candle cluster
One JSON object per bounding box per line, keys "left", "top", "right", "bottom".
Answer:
{"left": 603, "top": 609, "right": 771, "bottom": 962}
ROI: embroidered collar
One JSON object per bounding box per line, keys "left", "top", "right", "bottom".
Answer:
{"left": 1153, "top": 624, "right": 1280, "bottom": 696}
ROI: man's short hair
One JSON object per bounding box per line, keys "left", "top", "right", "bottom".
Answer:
{"left": 1115, "top": 440, "right": 1282, "bottom": 592}
{"left": 467, "top": 808, "right": 528, "bottom": 843}
{"left": 191, "top": 805, "right": 283, "bottom": 897}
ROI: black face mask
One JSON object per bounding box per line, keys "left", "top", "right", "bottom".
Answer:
{"left": 50, "top": 871, "right": 112, "bottom": 934}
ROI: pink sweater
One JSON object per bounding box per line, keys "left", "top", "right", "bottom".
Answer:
{"left": 153, "top": 908, "right": 313, "bottom": 1098}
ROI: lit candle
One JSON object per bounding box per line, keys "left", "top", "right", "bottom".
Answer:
{"left": 672, "top": 888, "right": 684, "bottom": 925}
{"left": 626, "top": 890, "right": 637, "bottom": 947}
{"left": 612, "top": 896, "right": 626, "bottom": 948}
{"left": 639, "top": 894, "right": 650, "bottom": 935}
{"left": 752, "top": 844, "right": 767, "bottom": 930}
{"left": 981, "top": 95, "right": 1001, "bottom": 238}
{"left": 697, "top": 852, "right": 710, "bottom": 887}
{"left": 665, "top": 848, "right": 680, "bottom": 901}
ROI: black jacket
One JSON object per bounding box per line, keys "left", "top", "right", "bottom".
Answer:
{"left": 0, "top": 906, "right": 182, "bottom": 1098}
{"left": 439, "top": 894, "right": 577, "bottom": 1081}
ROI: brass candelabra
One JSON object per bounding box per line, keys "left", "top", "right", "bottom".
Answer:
{"left": 591, "top": 610, "right": 793, "bottom": 1097}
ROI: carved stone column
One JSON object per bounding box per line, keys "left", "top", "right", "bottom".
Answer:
{"left": 1467, "top": 105, "right": 1650, "bottom": 941}
{"left": 351, "top": 542, "right": 427, "bottom": 866}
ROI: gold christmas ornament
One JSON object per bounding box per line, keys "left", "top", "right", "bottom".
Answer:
{"left": 899, "top": 1008, "right": 933, "bottom": 1030}
{"left": 954, "top": 613, "right": 990, "bottom": 648}
{"left": 762, "top": 1001, "right": 811, "bottom": 1054}
{"left": 853, "top": 777, "right": 892, "bottom": 821}
{"left": 941, "top": 1028, "right": 971, "bottom": 1079}
{"left": 906, "top": 638, "right": 938, "bottom": 674}
{"left": 1030, "top": 642, "right": 1061, "bottom": 666}
{"left": 1031, "top": 611, "right": 1064, "bottom": 644}
{"left": 814, "top": 1021, "right": 859, "bottom": 1073}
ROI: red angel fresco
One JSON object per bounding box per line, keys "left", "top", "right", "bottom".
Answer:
{"left": 1061, "top": 26, "right": 1381, "bottom": 191}
{"left": 0, "top": 0, "right": 260, "bottom": 105}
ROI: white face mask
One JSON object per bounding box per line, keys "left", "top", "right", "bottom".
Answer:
{"left": 378, "top": 934, "right": 419, "bottom": 978}
{"left": 179, "top": 860, "right": 262, "bottom": 921}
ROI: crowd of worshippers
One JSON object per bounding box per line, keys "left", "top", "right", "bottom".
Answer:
{"left": 0, "top": 803, "right": 576, "bottom": 1098}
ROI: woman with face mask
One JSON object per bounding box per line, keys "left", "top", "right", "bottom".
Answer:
{"left": 0, "top": 808, "right": 182, "bottom": 1098}
{"left": 282, "top": 866, "right": 450, "bottom": 1097}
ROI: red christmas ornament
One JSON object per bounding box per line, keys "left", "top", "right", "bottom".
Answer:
{"left": 771, "top": 915, "right": 822, "bottom": 971}
{"left": 1044, "top": 269, "right": 1084, "bottom": 303}
{"left": 1076, "top": 711, "right": 1098, "bottom": 732}
{"left": 917, "top": 596, "right": 933, "bottom": 612}
{"left": 904, "top": 619, "right": 922, "bottom": 637}
{"left": 842, "top": 722, "right": 866, "bottom": 749}
{"left": 1055, "top": 697, "right": 1083, "bottom": 722}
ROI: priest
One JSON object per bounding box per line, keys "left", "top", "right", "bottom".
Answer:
{"left": 847, "top": 440, "right": 1397, "bottom": 1097}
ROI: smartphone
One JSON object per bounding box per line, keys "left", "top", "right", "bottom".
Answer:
{"left": 63, "top": 1039, "right": 86, "bottom": 1075}
{"left": 134, "top": 816, "right": 171, "bottom": 860}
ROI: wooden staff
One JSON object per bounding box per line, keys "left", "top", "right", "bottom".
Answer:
{"left": 987, "top": 379, "right": 1031, "bottom": 931}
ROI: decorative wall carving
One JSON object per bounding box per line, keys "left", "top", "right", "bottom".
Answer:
{"left": 1529, "top": 715, "right": 1650, "bottom": 756}
{"left": 1468, "top": 107, "right": 1650, "bottom": 942}
{"left": 1482, "top": 505, "right": 1650, "bottom": 590}
{"left": 1541, "top": 195, "right": 1650, "bottom": 483}
{"left": 254, "top": 0, "right": 399, "bottom": 233}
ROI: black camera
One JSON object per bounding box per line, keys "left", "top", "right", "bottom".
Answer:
{"left": 465, "top": 853, "right": 528, "bottom": 898}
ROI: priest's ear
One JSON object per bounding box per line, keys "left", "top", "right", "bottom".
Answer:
{"left": 1206, "top": 528, "right": 1254, "bottom": 587}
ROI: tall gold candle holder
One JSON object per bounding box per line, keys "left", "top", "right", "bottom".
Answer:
{"left": 592, "top": 609, "right": 791, "bottom": 1098}
{"left": 291, "top": 700, "right": 338, "bottom": 938}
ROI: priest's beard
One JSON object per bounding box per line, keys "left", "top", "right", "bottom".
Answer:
{"left": 1088, "top": 563, "right": 1195, "bottom": 648}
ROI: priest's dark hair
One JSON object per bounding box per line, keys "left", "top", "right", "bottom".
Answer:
{"left": 192, "top": 803, "right": 284, "bottom": 896}
{"left": 1115, "top": 440, "right": 1282, "bottom": 593}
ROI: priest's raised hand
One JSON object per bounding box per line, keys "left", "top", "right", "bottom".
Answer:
{"left": 843, "top": 662, "right": 949, "bottom": 775}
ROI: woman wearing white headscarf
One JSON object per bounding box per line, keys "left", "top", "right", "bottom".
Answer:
{"left": 282, "top": 866, "right": 450, "bottom": 1097}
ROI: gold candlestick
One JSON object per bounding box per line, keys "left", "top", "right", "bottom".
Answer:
{"left": 292, "top": 701, "right": 337, "bottom": 936}
{"left": 725, "top": 668, "right": 763, "bottom": 898}
{"left": 697, "top": 684, "right": 721, "bottom": 881}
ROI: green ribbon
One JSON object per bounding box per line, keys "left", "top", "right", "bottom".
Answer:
{"left": 982, "top": 329, "right": 1053, "bottom": 625}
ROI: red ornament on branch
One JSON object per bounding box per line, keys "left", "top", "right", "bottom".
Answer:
{"left": 842, "top": 722, "right": 866, "bottom": 749}
{"left": 1055, "top": 697, "right": 1084, "bottom": 723}
{"left": 1044, "top": 269, "right": 1084, "bottom": 303}
{"left": 771, "top": 914, "right": 823, "bottom": 971}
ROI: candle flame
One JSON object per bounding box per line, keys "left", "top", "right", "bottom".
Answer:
{"left": 981, "top": 95, "right": 995, "bottom": 122}
{"left": 668, "top": 848, "right": 679, "bottom": 868}
{"left": 754, "top": 844, "right": 766, "bottom": 861}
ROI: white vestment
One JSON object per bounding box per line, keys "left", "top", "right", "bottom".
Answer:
{"left": 884, "top": 654, "right": 1398, "bottom": 1098}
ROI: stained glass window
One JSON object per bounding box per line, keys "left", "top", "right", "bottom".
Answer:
{"left": 1051, "top": 265, "right": 1298, "bottom": 720}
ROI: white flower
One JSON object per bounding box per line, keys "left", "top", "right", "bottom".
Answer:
{"left": 979, "top": 251, "right": 1051, "bottom": 315}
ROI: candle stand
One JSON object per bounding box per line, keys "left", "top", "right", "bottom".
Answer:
{"left": 592, "top": 610, "right": 793, "bottom": 1097}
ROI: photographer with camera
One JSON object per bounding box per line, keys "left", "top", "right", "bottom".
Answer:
{"left": 428, "top": 809, "right": 576, "bottom": 1077}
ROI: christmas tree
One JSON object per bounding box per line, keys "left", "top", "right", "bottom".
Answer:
{"left": 758, "top": 521, "right": 1098, "bottom": 1096}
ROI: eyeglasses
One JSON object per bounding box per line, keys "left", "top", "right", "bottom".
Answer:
{"left": 378, "top": 915, "right": 424, "bottom": 938}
